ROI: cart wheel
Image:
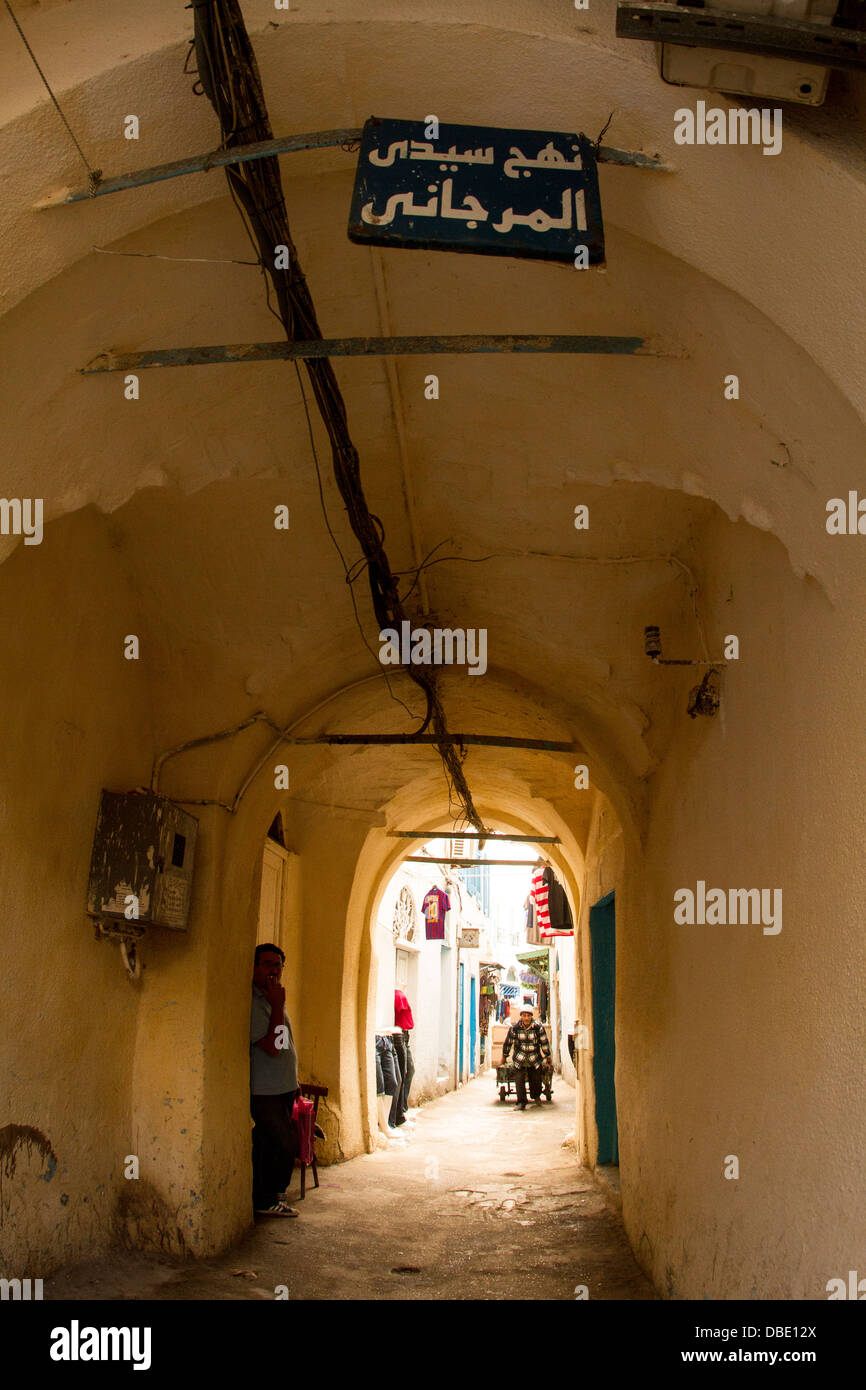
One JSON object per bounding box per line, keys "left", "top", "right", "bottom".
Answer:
{"left": 499, "top": 1086, "right": 506, "bottom": 1102}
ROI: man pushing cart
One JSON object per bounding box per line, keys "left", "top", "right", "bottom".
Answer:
{"left": 497, "top": 1007, "right": 553, "bottom": 1107}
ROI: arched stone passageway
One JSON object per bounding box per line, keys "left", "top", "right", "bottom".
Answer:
{"left": 2, "top": 0, "right": 865, "bottom": 1306}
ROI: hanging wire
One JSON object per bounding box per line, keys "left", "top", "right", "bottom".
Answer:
{"left": 92, "top": 246, "right": 260, "bottom": 266}
{"left": 3, "top": 0, "right": 101, "bottom": 190}
{"left": 291, "top": 355, "right": 418, "bottom": 723}
{"left": 190, "top": 0, "right": 486, "bottom": 833}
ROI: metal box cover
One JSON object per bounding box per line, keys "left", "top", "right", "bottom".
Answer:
{"left": 661, "top": 43, "right": 830, "bottom": 104}
{"left": 660, "top": 0, "right": 837, "bottom": 105}
{"left": 86, "top": 790, "right": 198, "bottom": 931}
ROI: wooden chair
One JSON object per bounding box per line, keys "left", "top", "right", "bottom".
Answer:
{"left": 297, "top": 1082, "right": 328, "bottom": 1199}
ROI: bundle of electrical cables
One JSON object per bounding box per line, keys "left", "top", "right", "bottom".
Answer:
{"left": 190, "top": 0, "right": 487, "bottom": 839}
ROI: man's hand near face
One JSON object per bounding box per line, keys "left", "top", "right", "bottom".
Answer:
{"left": 262, "top": 979, "right": 285, "bottom": 1012}
{"left": 256, "top": 968, "right": 286, "bottom": 1055}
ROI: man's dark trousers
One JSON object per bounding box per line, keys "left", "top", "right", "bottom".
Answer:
{"left": 251, "top": 1089, "right": 299, "bottom": 1208}
{"left": 515, "top": 1066, "right": 543, "bottom": 1107}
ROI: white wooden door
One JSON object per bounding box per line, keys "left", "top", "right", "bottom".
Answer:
{"left": 257, "top": 840, "right": 289, "bottom": 947}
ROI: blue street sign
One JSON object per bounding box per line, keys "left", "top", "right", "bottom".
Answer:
{"left": 348, "top": 116, "right": 605, "bottom": 266}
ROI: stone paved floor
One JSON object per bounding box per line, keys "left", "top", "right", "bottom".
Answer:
{"left": 48, "top": 1072, "right": 656, "bottom": 1301}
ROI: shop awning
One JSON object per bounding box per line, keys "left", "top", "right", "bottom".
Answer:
{"left": 516, "top": 947, "right": 550, "bottom": 977}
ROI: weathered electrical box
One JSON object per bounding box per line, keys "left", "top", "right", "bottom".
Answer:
{"left": 86, "top": 790, "right": 198, "bottom": 931}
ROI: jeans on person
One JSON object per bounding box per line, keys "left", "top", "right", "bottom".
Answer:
{"left": 251, "top": 1089, "right": 299, "bottom": 1209}
{"left": 515, "top": 1066, "right": 543, "bottom": 1107}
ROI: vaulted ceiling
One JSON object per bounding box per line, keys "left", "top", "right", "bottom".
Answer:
{"left": 2, "top": 0, "right": 864, "bottom": 849}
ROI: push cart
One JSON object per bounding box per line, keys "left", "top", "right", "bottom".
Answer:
{"left": 496, "top": 1062, "right": 553, "bottom": 1104}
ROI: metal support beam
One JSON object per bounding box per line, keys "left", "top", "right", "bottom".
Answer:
{"left": 404, "top": 856, "right": 542, "bottom": 866}
{"left": 82, "top": 334, "right": 669, "bottom": 375}
{"left": 597, "top": 144, "right": 672, "bottom": 171}
{"left": 616, "top": 3, "right": 866, "bottom": 72}
{"left": 388, "top": 831, "right": 560, "bottom": 842}
{"left": 289, "top": 733, "right": 575, "bottom": 752}
{"left": 36, "top": 130, "right": 672, "bottom": 208}
{"left": 34, "top": 129, "right": 364, "bottom": 208}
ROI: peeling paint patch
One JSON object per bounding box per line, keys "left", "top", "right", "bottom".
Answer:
{"left": 0, "top": 1124, "right": 59, "bottom": 1217}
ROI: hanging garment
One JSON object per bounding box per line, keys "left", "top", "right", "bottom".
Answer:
{"left": 388, "top": 1049, "right": 403, "bottom": 1128}
{"left": 530, "top": 867, "right": 551, "bottom": 934}
{"left": 422, "top": 886, "right": 451, "bottom": 940}
{"left": 524, "top": 892, "right": 541, "bottom": 946}
{"left": 538, "top": 978, "right": 549, "bottom": 1019}
{"left": 376, "top": 1034, "right": 403, "bottom": 1127}
{"left": 540, "top": 866, "right": 574, "bottom": 936}
{"left": 376, "top": 1035, "right": 400, "bottom": 1096}
{"left": 399, "top": 1031, "right": 415, "bottom": 1112}
{"left": 392, "top": 1032, "right": 412, "bottom": 1121}
{"left": 394, "top": 989, "right": 415, "bottom": 1030}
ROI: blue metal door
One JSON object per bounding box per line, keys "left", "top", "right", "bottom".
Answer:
{"left": 458, "top": 961, "right": 465, "bottom": 1078}
{"left": 469, "top": 976, "right": 477, "bottom": 1076}
{"left": 590, "top": 891, "right": 619, "bottom": 1164}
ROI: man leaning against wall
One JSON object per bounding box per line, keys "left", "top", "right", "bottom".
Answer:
{"left": 250, "top": 943, "right": 300, "bottom": 1218}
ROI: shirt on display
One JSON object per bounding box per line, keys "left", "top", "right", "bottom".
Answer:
{"left": 541, "top": 866, "right": 574, "bottom": 936}
{"left": 422, "top": 886, "right": 451, "bottom": 940}
{"left": 394, "top": 989, "right": 415, "bottom": 1030}
{"left": 524, "top": 890, "right": 541, "bottom": 945}
{"left": 530, "top": 867, "right": 550, "bottom": 934}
